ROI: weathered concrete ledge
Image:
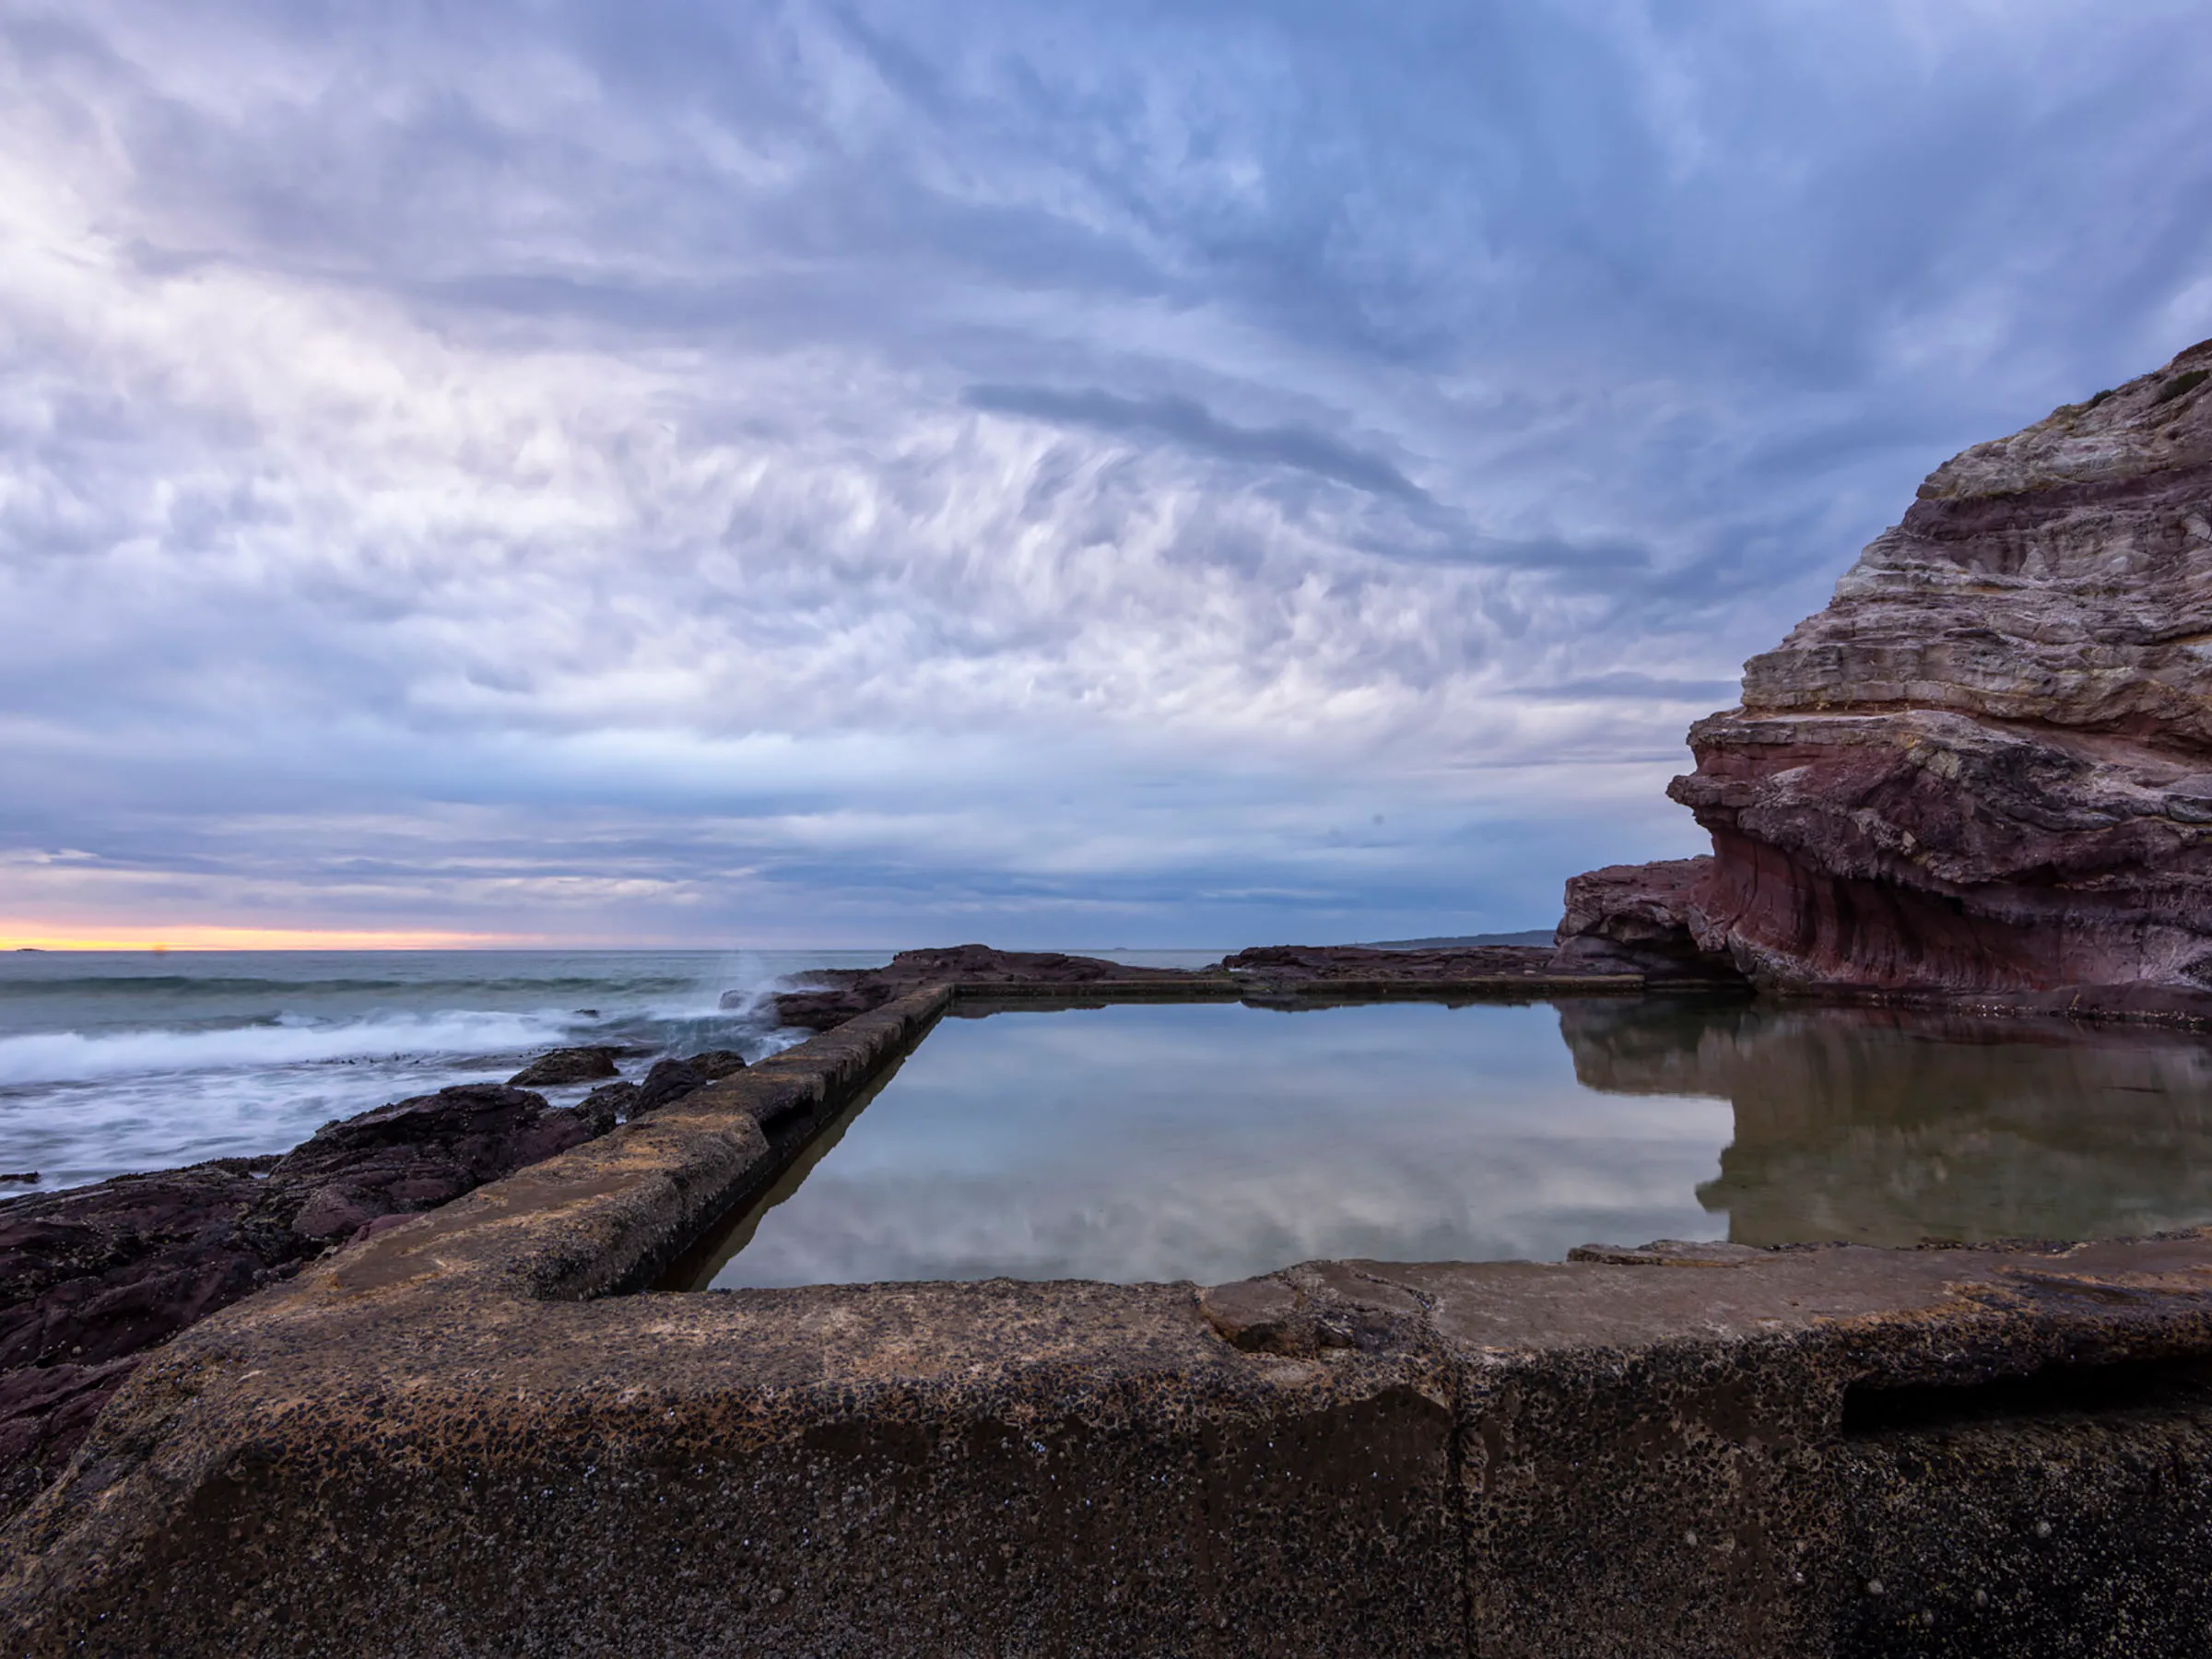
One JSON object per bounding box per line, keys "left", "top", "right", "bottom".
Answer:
{"left": 9, "top": 986, "right": 2212, "bottom": 1655}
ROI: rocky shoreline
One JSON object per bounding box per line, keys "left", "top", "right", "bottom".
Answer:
{"left": 0, "top": 1083, "right": 617, "bottom": 1522}
{"left": 12, "top": 340, "right": 2212, "bottom": 1644}
{"left": 11, "top": 987, "right": 2212, "bottom": 1656}
{"left": 17, "top": 793, "right": 2212, "bottom": 1533}
{"left": 1560, "top": 339, "right": 2212, "bottom": 1006}
{"left": 0, "top": 937, "right": 1657, "bottom": 1525}
{"left": 750, "top": 944, "right": 1207, "bottom": 1030}
{"left": 0, "top": 1041, "right": 753, "bottom": 1524}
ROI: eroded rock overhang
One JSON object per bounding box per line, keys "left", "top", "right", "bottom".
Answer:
{"left": 7, "top": 990, "right": 2212, "bottom": 1657}
{"left": 1558, "top": 339, "right": 2212, "bottom": 1004}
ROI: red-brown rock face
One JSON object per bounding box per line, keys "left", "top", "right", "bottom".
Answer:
{"left": 1559, "top": 340, "right": 2212, "bottom": 994}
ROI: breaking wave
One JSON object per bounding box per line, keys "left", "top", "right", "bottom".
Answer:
{"left": 0, "top": 1010, "right": 564, "bottom": 1087}
{"left": 0, "top": 973, "right": 700, "bottom": 999}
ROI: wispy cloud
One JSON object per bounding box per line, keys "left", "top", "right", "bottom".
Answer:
{"left": 962, "top": 384, "right": 1431, "bottom": 503}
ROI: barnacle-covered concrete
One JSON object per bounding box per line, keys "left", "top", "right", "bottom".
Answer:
{"left": 6, "top": 985, "right": 2212, "bottom": 1656}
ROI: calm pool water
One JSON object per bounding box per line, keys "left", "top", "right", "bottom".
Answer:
{"left": 691, "top": 995, "right": 2212, "bottom": 1289}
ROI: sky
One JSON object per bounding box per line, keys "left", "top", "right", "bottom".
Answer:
{"left": 4, "top": 0, "right": 2212, "bottom": 950}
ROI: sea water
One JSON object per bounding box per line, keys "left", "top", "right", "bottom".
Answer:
{"left": 0, "top": 948, "right": 866, "bottom": 1189}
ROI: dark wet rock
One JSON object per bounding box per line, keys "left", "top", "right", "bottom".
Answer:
{"left": 265, "top": 1084, "right": 584, "bottom": 1242}
{"left": 1197, "top": 1275, "right": 1310, "bottom": 1354}
{"left": 1562, "top": 340, "right": 2212, "bottom": 1000}
{"left": 683, "top": 1049, "right": 748, "bottom": 1081}
{"left": 0, "top": 1164, "right": 283, "bottom": 1371}
{"left": 630, "top": 1060, "right": 705, "bottom": 1115}
{"left": 1566, "top": 1239, "right": 1768, "bottom": 1268}
{"left": 0, "top": 1164, "right": 287, "bottom": 1521}
{"left": 748, "top": 944, "right": 1200, "bottom": 1030}
{"left": 528, "top": 1100, "right": 615, "bottom": 1154}
{"left": 0, "top": 1356, "right": 138, "bottom": 1522}
{"left": 572, "top": 1081, "right": 638, "bottom": 1132}
{"left": 507, "top": 1046, "right": 620, "bottom": 1088}
{"left": 0, "top": 1083, "right": 619, "bottom": 1523}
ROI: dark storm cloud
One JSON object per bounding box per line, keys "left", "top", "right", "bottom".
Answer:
{"left": 3, "top": 0, "right": 2211, "bottom": 942}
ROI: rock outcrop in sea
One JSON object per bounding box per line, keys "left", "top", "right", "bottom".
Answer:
{"left": 1559, "top": 340, "right": 2212, "bottom": 1000}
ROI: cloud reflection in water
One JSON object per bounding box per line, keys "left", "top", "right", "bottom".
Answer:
{"left": 709, "top": 997, "right": 2212, "bottom": 1288}
{"left": 713, "top": 1000, "right": 1732, "bottom": 1287}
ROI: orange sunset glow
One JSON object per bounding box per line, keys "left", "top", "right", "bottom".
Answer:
{"left": 0, "top": 923, "right": 535, "bottom": 952}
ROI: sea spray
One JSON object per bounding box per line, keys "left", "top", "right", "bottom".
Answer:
{"left": 0, "top": 1010, "right": 567, "bottom": 1087}
{"left": 0, "top": 947, "right": 887, "bottom": 1191}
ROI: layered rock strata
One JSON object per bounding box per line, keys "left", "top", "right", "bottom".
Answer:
{"left": 1560, "top": 340, "right": 2212, "bottom": 996}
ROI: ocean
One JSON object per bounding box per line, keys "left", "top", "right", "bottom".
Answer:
{"left": 0, "top": 949, "right": 856, "bottom": 1190}
{"left": 0, "top": 948, "right": 1223, "bottom": 1192}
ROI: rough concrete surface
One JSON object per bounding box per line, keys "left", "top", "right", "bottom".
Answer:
{"left": 0, "top": 1082, "right": 617, "bottom": 1524}
{"left": 7, "top": 987, "right": 2212, "bottom": 1655}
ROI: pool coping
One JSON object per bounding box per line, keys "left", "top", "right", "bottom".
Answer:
{"left": 12, "top": 980, "right": 2212, "bottom": 1654}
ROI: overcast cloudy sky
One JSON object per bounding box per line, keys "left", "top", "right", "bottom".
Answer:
{"left": 4, "top": 0, "right": 2211, "bottom": 948}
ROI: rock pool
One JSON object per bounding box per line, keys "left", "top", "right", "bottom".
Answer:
{"left": 684, "top": 995, "right": 2212, "bottom": 1288}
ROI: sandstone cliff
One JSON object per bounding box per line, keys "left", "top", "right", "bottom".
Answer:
{"left": 1559, "top": 340, "right": 2212, "bottom": 996}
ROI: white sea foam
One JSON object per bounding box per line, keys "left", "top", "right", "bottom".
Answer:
{"left": 0, "top": 948, "right": 875, "bottom": 1187}
{"left": 0, "top": 1010, "right": 563, "bottom": 1086}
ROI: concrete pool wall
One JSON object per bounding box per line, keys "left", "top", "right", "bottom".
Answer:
{"left": 8, "top": 978, "right": 2212, "bottom": 1656}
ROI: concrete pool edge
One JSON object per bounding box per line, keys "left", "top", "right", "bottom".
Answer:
{"left": 12, "top": 985, "right": 2212, "bottom": 1654}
